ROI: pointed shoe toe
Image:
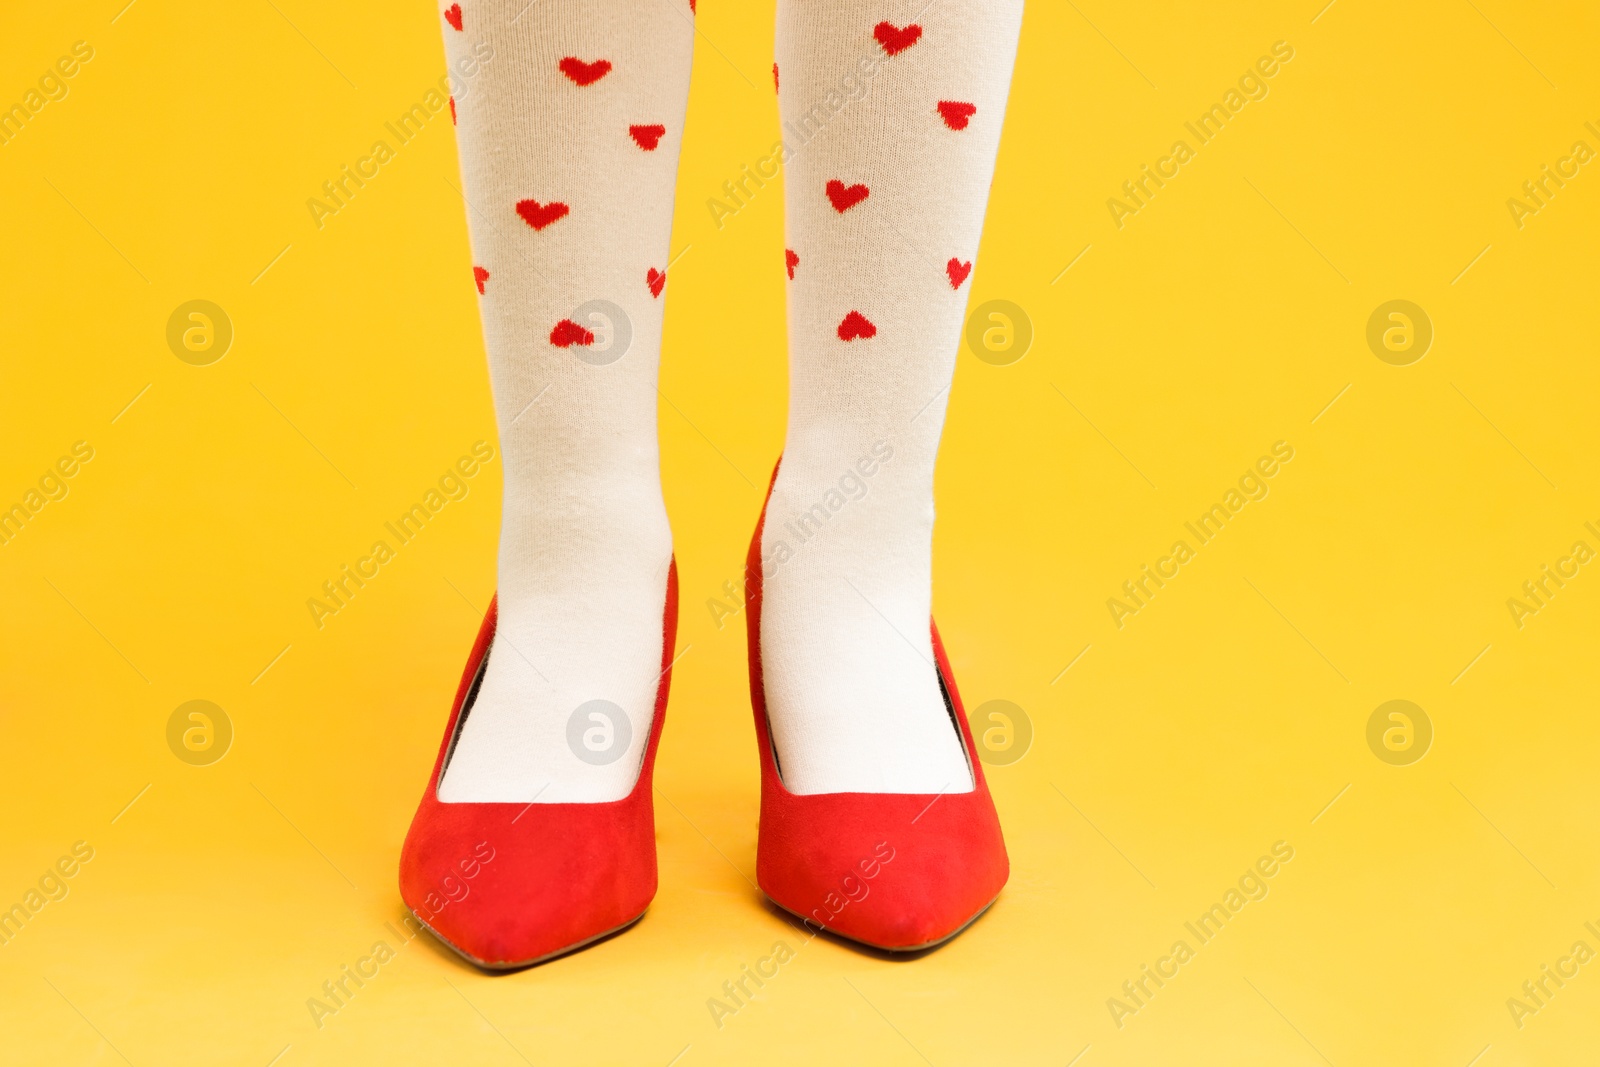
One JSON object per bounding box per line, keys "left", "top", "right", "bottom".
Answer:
{"left": 399, "top": 565, "right": 678, "bottom": 970}
{"left": 755, "top": 780, "right": 1007, "bottom": 951}
{"left": 745, "top": 468, "right": 1007, "bottom": 953}
{"left": 400, "top": 791, "right": 660, "bottom": 969}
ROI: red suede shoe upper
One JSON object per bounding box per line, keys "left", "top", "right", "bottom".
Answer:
{"left": 745, "top": 466, "right": 1009, "bottom": 950}
{"left": 398, "top": 562, "right": 678, "bottom": 969}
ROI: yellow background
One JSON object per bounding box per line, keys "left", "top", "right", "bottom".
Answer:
{"left": 3, "top": 0, "right": 1598, "bottom": 1063}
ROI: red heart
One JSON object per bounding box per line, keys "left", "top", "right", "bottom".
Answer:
{"left": 772, "top": 62, "right": 779, "bottom": 93}
{"left": 937, "top": 101, "right": 976, "bottom": 131}
{"left": 826, "top": 179, "right": 869, "bottom": 213}
{"left": 550, "top": 319, "right": 595, "bottom": 347}
{"left": 515, "top": 199, "right": 569, "bottom": 230}
{"left": 559, "top": 57, "right": 612, "bottom": 86}
{"left": 946, "top": 258, "right": 971, "bottom": 289}
{"left": 443, "top": 4, "right": 463, "bottom": 31}
{"left": 473, "top": 266, "right": 489, "bottom": 294}
{"left": 448, "top": 96, "right": 457, "bottom": 125}
{"left": 837, "top": 311, "right": 876, "bottom": 341}
{"left": 647, "top": 268, "right": 666, "bottom": 297}
{"left": 785, "top": 248, "right": 799, "bottom": 280}
{"left": 874, "top": 21, "right": 921, "bottom": 56}
{"left": 629, "top": 124, "right": 666, "bottom": 150}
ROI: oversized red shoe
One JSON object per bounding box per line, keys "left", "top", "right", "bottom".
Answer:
{"left": 399, "top": 563, "right": 678, "bottom": 969}
{"left": 745, "top": 467, "right": 1008, "bottom": 951}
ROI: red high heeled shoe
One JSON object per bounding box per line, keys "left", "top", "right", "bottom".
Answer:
{"left": 398, "top": 563, "right": 678, "bottom": 969}
{"left": 745, "top": 466, "right": 1008, "bottom": 951}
